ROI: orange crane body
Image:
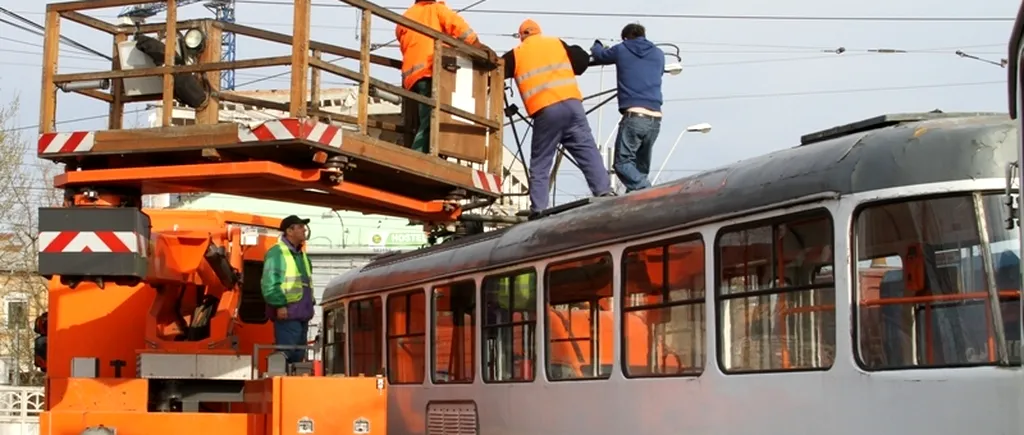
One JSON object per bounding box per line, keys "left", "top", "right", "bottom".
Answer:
{"left": 38, "top": 208, "right": 387, "bottom": 434}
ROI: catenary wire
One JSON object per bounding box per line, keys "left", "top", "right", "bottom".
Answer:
{"left": 7, "top": 79, "right": 1005, "bottom": 133}
{"left": 227, "top": 1, "right": 1014, "bottom": 22}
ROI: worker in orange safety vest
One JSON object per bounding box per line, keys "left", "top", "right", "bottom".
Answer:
{"left": 396, "top": 0, "right": 496, "bottom": 154}
{"left": 502, "top": 19, "right": 613, "bottom": 217}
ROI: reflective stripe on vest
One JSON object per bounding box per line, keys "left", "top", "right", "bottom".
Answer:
{"left": 512, "top": 36, "right": 582, "bottom": 116}
{"left": 496, "top": 273, "right": 535, "bottom": 311}
{"left": 277, "top": 241, "right": 312, "bottom": 304}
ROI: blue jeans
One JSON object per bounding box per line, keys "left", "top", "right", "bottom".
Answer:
{"left": 273, "top": 319, "right": 309, "bottom": 363}
{"left": 613, "top": 114, "right": 661, "bottom": 192}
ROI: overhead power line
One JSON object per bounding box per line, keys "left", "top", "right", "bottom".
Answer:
{"left": 229, "top": 1, "right": 1013, "bottom": 22}
{"left": 0, "top": 7, "right": 111, "bottom": 60}
{"left": 8, "top": 80, "right": 1005, "bottom": 133}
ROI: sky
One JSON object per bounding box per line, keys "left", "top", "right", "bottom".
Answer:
{"left": 0, "top": 0, "right": 1019, "bottom": 208}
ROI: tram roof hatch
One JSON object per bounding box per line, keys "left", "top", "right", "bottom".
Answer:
{"left": 800, "top": 111, "right": 1004, "bottom": 146}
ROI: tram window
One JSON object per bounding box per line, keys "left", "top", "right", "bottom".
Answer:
{"left": 716, "top": 211, "right": 836, "bottom": 373}
{"left": 323, "top": 306, "right": 346, "bottom": 374}
{"left": 546, "top": 253, "right": 614, "bottom": 381}
{"left": 854, "top": 194, "right": 1022, "bottom": 370}
{"left": 432, "top": 281, "right": 476, "bottom": 384}
{"left": 482, "top": 269, "right": 537, "bottom": 383}
{"left": 622, "top": 237, "right": 705, "bottom": 377}
{"left": 349, "top": 297, "right": 383, "bottom": 376}
{"left": 387, "top": 290, "right": 426, "bottom": 384}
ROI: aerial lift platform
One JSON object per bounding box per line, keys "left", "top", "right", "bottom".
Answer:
{"left": 33, "top": 0, "right": 505, "bottom": 434}
{"left": 38, "top": 0, "right": 505, "bottom": 223}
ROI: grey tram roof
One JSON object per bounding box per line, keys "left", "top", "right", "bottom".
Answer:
{"left": 322, "top": 111, "right": 1017, "bottom": 302}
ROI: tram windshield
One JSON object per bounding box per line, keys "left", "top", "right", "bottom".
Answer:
{"left": 854, "top": 193, "right": 1022, "bottom": 369}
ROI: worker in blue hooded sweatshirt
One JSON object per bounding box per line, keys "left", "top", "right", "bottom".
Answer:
{"left": 591, "top": 23, "right": 665, "bottom": 193}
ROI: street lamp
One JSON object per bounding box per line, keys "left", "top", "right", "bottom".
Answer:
{"left": 657, "top": 43, "right": 683, "bottom": 76}
{"left": 652, "top": 123, "right": 713, "bottom": 185}
{"left": 320, "top": 210, "right": 347, "bottom": 248}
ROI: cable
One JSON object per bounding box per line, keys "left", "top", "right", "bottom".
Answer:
{"left": 7, "top": 79, "right": 1006, "bottom": 133}
{"left": 0, "top": 7, "right": 111, "bottom": 61}
{"left": 663, "top": 80, "right": 1003, "bottom": 102}
{"left": 229, "top": 1, "right": 1013, "bottom": 22}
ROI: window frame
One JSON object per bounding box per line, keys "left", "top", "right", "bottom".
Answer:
{"left": 347, "top": 296, "right": 384, "bottom": 377}
{"left": 322, "top": 304, "right": 347, "bottom": 375}
{"left": 3, "top": 293, "right": 29, "bottom": 331}
{"left": 620, "top": 234, "right": 706, "bottom": 379}
{"left": 544, "top": 251, "right": 615, "bottom": 382}
{"left": 713, "top": 208, "right": 836, "bottom": 375}
{"left": 430, "top": 280, "right": 477, "bottom": 385}
{"left": 385, "top": 289, "right": 427, "bottom": 385}
{"left": 481, "top": 267, "right": 538, "bottom": 384}
{"left": 849, "top": 191, "right": 1021, "bottom": 372}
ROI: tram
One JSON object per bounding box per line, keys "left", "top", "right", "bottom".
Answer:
{"left": 320, "top": 109, "right": 1023, "bottom": 435}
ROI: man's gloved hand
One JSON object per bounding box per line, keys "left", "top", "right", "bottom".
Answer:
{"left": 276, "top": 306, "right": 288, "bottom": 319}
{"left": 593, "top": 39, "right": 604, "bottom": 48}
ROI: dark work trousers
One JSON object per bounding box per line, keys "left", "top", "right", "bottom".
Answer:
{"left": 528, "top": 99, "right": 611, "bottom": 212}
{"left": 410, "top": 78, "right": 433, "bottom": 153}
{"left": 274, "top": 319, "right": 309, "bottom": 363}
{"left": 613, "top": 112, "right": 662, "bottom": 192}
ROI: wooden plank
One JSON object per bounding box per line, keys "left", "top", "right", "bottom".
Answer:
{"left": 429, "top": 41, "right": 442, "bottom": 157}
{"left": 341, "top": 132, "right": 473, "bottom": 182}
{"left": 435, "top": 58, "right": 486, "bottom": 163}
{"left": 39, "top": 11, "right": 60, "bottom": 134}
{"left": 161, "top": 0, "right": 177, "bottom": 127}
{"left": 289, "top": 0, "right": 310, "bottom": 116}
{"left": 217, "top": 92, "right": 289, "bottom": 112}
{"left": 195, "top": 22, "right": 222, "bottom": 126}
{"left": 310, "top": 49, "right": 322, "bottom": 112}
{"left": 357, "top": 10, "right": 372, "bottom": 134}
{"left": 59, "top": 11, "right": 117, "bottom": 33}
{"left": 310, "top": 59, "right": 500, "bottom": 131}
{"left": 48, "top": 0, "right": 153, "bottom": 13}
{"left": 486, "top": 65, "right": 504, "bottom": 175}
{"left": 125, "top": 19, "right": 207, "bottom": 34}
{"left": 51, "top": 56, "right": 294, "bottom": 83}
{"left": 92, "top": 123, "right": 240, "bottom": 153}
{"left": 109, "top": 32, "right": 127, "bottom": 130}
{"left": 216, "top": 22, "right": 402, "bottom": 69}
{"left": 340, "top": 0, "right": 490, "bottom": 62}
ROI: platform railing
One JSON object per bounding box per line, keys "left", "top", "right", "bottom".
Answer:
{"left": 39, "top": 0, "right": 504, "bottom": 176}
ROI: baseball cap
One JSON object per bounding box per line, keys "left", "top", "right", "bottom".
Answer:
{"left": 279, "top": 215, "right": 310, "bottom": 232}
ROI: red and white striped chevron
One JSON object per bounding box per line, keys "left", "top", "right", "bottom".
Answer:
{"left": 38, "top": 131, "right": 96, "bottom": 155}
{"left": 471, "top": 170, "right": 502, "bottom": 194}
{"left": 38, "top": 231, "right": 140, "bottom": 254}
{"left": 237, "top": 118, "right": 343, "bottom": 148}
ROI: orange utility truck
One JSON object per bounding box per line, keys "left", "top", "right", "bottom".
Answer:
{"left": 30, "top": 0, "right": 507, "bottom": 431}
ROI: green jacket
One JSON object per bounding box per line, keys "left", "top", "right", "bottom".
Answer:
{"left": 261, "top": 240, "right": 315, "bottom": 321}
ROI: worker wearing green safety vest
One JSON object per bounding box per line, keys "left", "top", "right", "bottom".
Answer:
{"left": 262, "top": 215, "right": 316, "bottom": 363}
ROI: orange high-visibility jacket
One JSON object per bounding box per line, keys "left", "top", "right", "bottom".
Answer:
{"left": 512, "top": 35, "right": 583, "bottom": 116}
{"left": 396, "top": 1, "right": 479, "bottom": 90}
